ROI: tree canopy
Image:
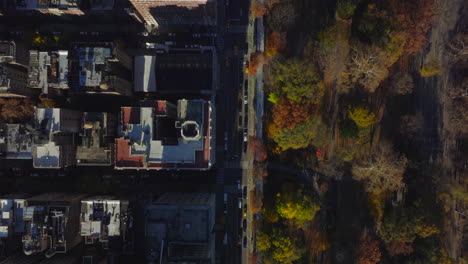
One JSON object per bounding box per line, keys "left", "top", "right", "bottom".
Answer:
{"left": 348, "top": 104, "right": 377, "bottom": 128}
{"left": 352, "top": 142, "right": 407, "bottom": 194}
{"left": 270, "top": 116, "right": 327, "bottom": 150}
{"left": 274, "top": 58, "right": 324, "bottom": 103}
{"left": 258, "top": 228, "right": 305, "bottom": 264}
{"left": 276, "top": 188, "right": 320, "bottom": 222}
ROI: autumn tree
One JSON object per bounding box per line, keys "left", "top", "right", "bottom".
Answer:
{"left": 270, "top": 116, "right": 327, "bottom": 150}
{"left": 249, "top": 189, "right": 263, "bottom": 214}
{"left": 252, "top": 0, "right": 267, "bottom": 18}
{"left": 352, "top": 142, "right": 408, "bottom": 194}
{"left": 394, "top": 0, "right": 434, "bottom": 56}
{"left": 257, "top": 231, "right": 272, "bottom": 252}
{"left": 249, "top": 51, "right": 268, "bottom": 76}
{"left": 344, "top": 43, "right": 389, "bottom": 92}
{"left": 357, "top": 234, "right": 382, "bottom": 264}
{"left": 336, "top": 0, "right": 358, "bottom": 20}
{"left": 274, "top": 58, "right": 324, "bottom": 103}
{"left": 266, "top": 31, "right": 287, "bottom": 56}
{"left": 271, "top": 99, "right": 315, "bottom": 130}
{"left": 0, "top": 98, "right": 35, "bottom": 123}
{"left": 447, "top": 32, "right": 468, "bottom": 63}
{"left": 356, "top": 4, "right": 393, "bottom": 45}
{"left": 258, "top": 228, "right": 305, "bottom": 264}
{"left": 386, "top": 239, "right": 414, "bottom": 256}
{"left": 392, "top": 72, "right": 414, "bottom": 94}
{"left": 265, "top": 1, "right": 296, "bottom": 32}
{"left": 348, "top": 104, "right": 377, "bottom": 128}
{"left": 276, "top": 188, "right": 320, "bottom": 222}
{"left": 249, "top": 136, "right": 267, "bottom": 162}
{"left": 378, "top": 207, "right": 439, "bottom": 256}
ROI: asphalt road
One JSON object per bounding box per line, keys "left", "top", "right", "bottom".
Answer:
{"left": 213, "top": 0, "right": 251, "bottom": 262}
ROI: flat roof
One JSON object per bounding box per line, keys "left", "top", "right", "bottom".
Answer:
{"left": 134, "top": 55, "right": 156, "bottom": 93}
{"left": 29, "top": 50, "right": 68, "bottom": 94}
{"left": 145, "top": 193, "right": 215, "bottom": 261}
{"left": 78, "top": 47, "right": 112, "bottom": 88}
{"left": 81, "top": 197, "right": 122, "bottom": 238}
{"left": 0, "top": 124, "right": 33, "bottom": 159}
{"left": 115, "top": 100, "right": 212, "bottom": 169}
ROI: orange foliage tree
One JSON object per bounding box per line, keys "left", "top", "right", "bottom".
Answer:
{"left": 249, "top": 189, "right": 263, "bottom": 214}
{"left": 357, "top": 234, "right": 382, "bottom": 264}
{"left": 386, "top": 240, "right": 414, "bottom": 256}
{"left": 0, "top": 98, "right": 35, "bottom": 123}
{"left": 248, "top": 52, "right": 268, "bottom": 76}
{"left": 252, "top": 1, "right": 267, "bottom": 18}
{"left": 271, "top": 99, "right": 315, "bottom": 130}
{"left": 394, "top": 0, "right": 434, "bottom": 56}
{"left": 249, "top": 136, "right": 267, "bottom": 162}
{"left": 266, "top": 31, "right": 287, "bottom": 56}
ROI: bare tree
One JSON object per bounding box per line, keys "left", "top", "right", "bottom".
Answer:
{"left": 447, "top": 32, "right": 468, "bottom": 60}
{"left": 345, "top": 43, "right": 388, "bottom": 93}
{"left": 352, "top": 142, "right": 408, "bottom": 194}
{"left": 393, "top": 73, "right": 414, "bottom": 95}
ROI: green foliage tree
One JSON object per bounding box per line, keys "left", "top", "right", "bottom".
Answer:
{"left": 274, "top": 58, "right": 324, "bottom": 103}
{"left": 271, "top": 117, "right": 327, "bottom": 150}
{"left": 260, "top": 228, "right": 305, "bottom": 264}
{"left": 356, "top": 4, "right": 393, "bottom": 45}
{"left": 336, "top": 0, "right": 358, "bottom": 20}
{"left": 339, "top": 118, "right": 359, "bottom": 138}
{"left": 348, "top": 104, "right": 376, "bottom": 128}
{"left": 276, "top": 188, "right": 320, "bottom": 222}
{"left": 257, "top": 231, "right": 272, "bottom": 252}
{"left": 318, "top": 24, "right": 339, "bottom": 48}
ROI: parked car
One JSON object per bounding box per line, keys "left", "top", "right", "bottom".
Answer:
{"left": 243, "top": 95, "right": 248, "bottom": 104}
{"left": 243, "top": 204, "right": 247, "bottom": 217}
{"left": 242, "top": 219, "right": 247, "bottom": 231}
{"left": 243, "top": 236, "right": 247, "bottom": 248}
{"left": 243, "top": 186, "right": 247, "bottom": 199}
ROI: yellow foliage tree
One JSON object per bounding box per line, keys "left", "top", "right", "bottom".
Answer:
{"left": 348, "top": 105, "right": 376, "bottom": 128}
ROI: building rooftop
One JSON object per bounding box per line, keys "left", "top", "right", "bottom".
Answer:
{"left": 80, "top": 196, "right": 128, "bottom": 243}
{"left": 80, "top": 198, "right": 119, "bottom": 238}
{"left": 22, "top": 193, "right": 85, "bottom": 257}
{"left": 0, "top": 41, "right": 15, "bottom": 62}
{"left": 115, "top": 99, "right": 213, "bottom": 170}
{"left": 76, "top": 112, "right": 116, "bottom": 166}
{"left": 28, "top": 50, "right": 69, "bottom": 95}
{"left": 144, "top": 193, "right": 215, "bottom": 263}
{"left": 0, "top": 124, "right": 33, "bottom": 159}
{"left": 90, "top": 0, "right": 115, "bottom": 10}
{"left": 134, "top": 50, "right": 214, "bottom": 93}
{"left": 32, "top": 108, "right": 81, "bottom": 168}
{"left": 0, "top": 195, "right": 27, "bottom": 239}
{"left": 78, "top": 47, "right": 112, "bottom": 88}
{"left": 15, "top": 0, "right": 85, "bottom": 15}
{"left": 128, "top": 0, "right": 216, "bottom": 31}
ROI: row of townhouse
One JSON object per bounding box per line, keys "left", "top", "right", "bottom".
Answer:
{"left": 0, "top": 98, "right": 214, "bottom": 170}
{"left": 0, "top": 192, "right": 215, "bottom": 264}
